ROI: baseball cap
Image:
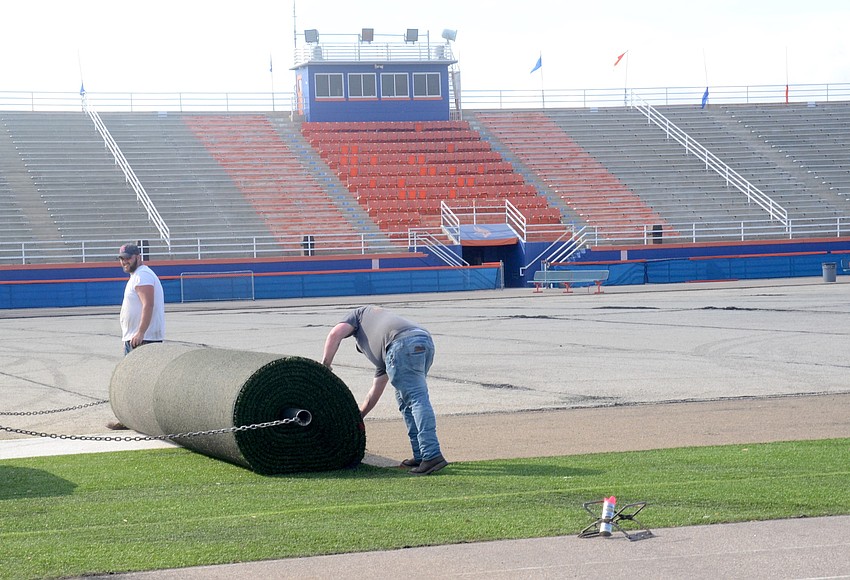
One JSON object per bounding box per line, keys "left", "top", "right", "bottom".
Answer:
{"left": 118, "top": 243, "right": 141, "bottom": 259}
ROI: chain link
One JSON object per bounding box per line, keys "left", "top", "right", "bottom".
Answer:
{"left": 2, "top": 399, "right": 307, "bottom": 442}
{"left": 0, "top": 400, "right": 109, "bottom": 416}
{"left": 0, "top": 417, "right": 304, "bottom": 442}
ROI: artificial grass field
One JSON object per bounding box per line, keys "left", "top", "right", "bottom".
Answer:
{"left": 2, "top": 438, "right": 849, "bottom": 579}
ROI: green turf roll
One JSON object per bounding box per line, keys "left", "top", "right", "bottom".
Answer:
{"left": 109, "top": 343, "right": 365, "bottom": 475}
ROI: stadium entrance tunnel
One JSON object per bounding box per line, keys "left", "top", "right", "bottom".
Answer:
{"left": 109, "top": 344, "right": 365, "bottom": 475}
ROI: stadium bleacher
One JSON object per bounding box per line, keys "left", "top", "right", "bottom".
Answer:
{"left": 1, "top": 103, "right": 849, "bottom": 265}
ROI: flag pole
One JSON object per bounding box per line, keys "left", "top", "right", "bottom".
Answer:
{"left": 624, "top": 51, "right": 629, "bottom": 107}
{"left": 540, "top": 53, "right": 545, "bottom": 109}
{"left": 270, "top": 53, "right": 275, "bottom": 111}
{"left": 77, "top": 49, "right": 86, "bottom": 106}
{"left": 785, "top": 46, "right": 789, "bottom": 104}
{"left": 530, "top": 53, "right": 543, "bottom": 107}
{"left": 614, "top": 50, "right": 628, "bottom": 106}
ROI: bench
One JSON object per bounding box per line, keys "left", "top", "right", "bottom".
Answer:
{"left": 530, "top": 269, "right": 609, "bottom": 294}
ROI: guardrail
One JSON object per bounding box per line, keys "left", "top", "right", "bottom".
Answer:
{"left": 82, "top": 94, "right": 171, "bottom": 248}
{"left": 584, "top": 216, "right": 850, "bottom": 246}
{"left": 0, "top": 232, "right": 405, "bottom": 265}
{"left": 410, "top": 230, "right": 467, "bottom": 267}
{"left": 2, "top": 83, "right": 849, "bottom": 113}
{"left": 294, "top": 39, "right": 453, "bottom": 66}
{"left": 632, "top": 94, "right": 788, "bottom": 225}
{"left": 1, "top": 216, "right": 847, "bottom": 266}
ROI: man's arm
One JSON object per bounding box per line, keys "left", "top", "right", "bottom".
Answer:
{"left": 131, "top": 284, "right": 154, "bottom": 347}
{"left": 321, "top": 322, "right": 354, "bottom": 370}
{"left": 359, "top": 374, "right": 388, "bottom": 418}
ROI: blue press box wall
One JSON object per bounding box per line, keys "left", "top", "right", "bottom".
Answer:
{"left": 0, "top": 253, "right": 502, "bottom": 310}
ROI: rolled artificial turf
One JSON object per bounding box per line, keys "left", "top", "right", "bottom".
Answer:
{"left": 109, "top": 343, "right": 365, "bottom": 474}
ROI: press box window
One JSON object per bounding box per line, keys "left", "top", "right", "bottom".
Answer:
{"left": 315, "top": 73, "right": 344, "bottom": 98}
{"left": 413, "top": 72, "right": 441, "bottom": 97}
{"left": 381, "top": 73, "right": 409, "bottom": 98}
{"left": 348, "top": 73, "right": 377, "bottom": 98}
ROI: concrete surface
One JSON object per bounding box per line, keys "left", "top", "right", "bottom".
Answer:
{"left": 2, "top": 277, "right": 849, "bottom": 578}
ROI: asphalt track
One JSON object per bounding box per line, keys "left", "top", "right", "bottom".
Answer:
{"left": 2, "top": 277, "right": 850, "bottom": 578}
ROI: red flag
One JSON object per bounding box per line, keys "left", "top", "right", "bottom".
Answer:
{"left": 785, "top": 84, "right": 789, "bottom": 104}
{"left": 614, "top": 51, "right": 627, "bottom": 66}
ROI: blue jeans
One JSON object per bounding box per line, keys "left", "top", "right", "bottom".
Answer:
{"left": 123, "top": 340, "right": 161, "bottom": 356}
{"left": 385, "top": 331, "right": 441, "bottom": 462}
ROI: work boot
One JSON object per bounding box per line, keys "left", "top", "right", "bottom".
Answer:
{"left": 400, "top": 458, "right": 421, "bottom": 468}
{"left": 409, "top": 454, "right": 448, "bottom": 475}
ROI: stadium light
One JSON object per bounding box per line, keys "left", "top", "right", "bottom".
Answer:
{"left": 441, "top": 29, "right": 457, "bottom": 42}
{"left": 304, "top": 29, "right": 319, "bottom": 43}
{"left": 404, "top": 28, "right": 418, "bottom": 43}
{"left": 361, "top": 28, "right": 374, "bottom": 42}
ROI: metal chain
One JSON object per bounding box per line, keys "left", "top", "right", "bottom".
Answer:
{"left": 0, "top": 417, "right": 303, "bottom": 442}
{"left": 0, "top": 400, "right": 109, "bottom": 416}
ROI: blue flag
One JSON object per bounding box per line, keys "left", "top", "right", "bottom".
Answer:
{"left": 701, "top": 87, "right": 709, "bottom": 109}
{"left": 530, "top": 55, "right": 542, "bottom": 74}
{"left": 79, "top": 82, "right": 85, "bottom": 96}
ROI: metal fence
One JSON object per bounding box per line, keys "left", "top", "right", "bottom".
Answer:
{"left": 2, "top": 83, "right": 849, "bottom": 113}
{"left": 2, "top": 216, "right": 847, "bottom": 266}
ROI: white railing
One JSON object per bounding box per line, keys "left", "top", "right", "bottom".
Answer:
{"left": 0, "top": 231, "right": 420, "bottom": 265}
{"left": 519, "top": 226, "right": 585, "bottom": 276}
{"left": 504, "top": 200, "right": 528, "bottom": 242}
{"left": 3, "top": 83, "right": 850, "bottom": 113}
{"left": 631, "top": 93, "right": 789, "bottom": 226}
{"left": 544, "top": 226, "right": 591, "bottom": 265}
{"left": 294, "top": 39, "right": 453, "bottom": 66}
{"left": 582, "top": 216, "right": 850, "bottom": 246}
{"left": 409, "top": 230, "right": 467, "bottom": 267}
{"left": 0, "top": 216, "right": 847, "bottom": 266}
{"left": 440, "top": 201, "right": 462, "bottom": 243}
{"left": 81, "top": 93, "right": 171, "bottom": 248}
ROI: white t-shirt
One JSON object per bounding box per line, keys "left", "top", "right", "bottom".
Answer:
{"left": 119, "top": 264, "right": 165, "bottom": 341}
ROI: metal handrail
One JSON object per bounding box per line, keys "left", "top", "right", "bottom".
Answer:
{"left": 631, "top": 93, "right": 788, "bottom": 226}
{"left": 440, "top": 201, "right": 462, "bottom": 243}
{"left": 545, "top": 226, "right": 590, "bottom": 265}
{"left": 504, "top": 200, "right": 527, "bottom": 243}
{"left": 410, "top": 230, "right": 467, "bottom": 267}
{"left": 519, "top": 226, "right": 582, "bottom": 276}
{"left": 3, "top": 83, "right": 849, "bottom": 113}
{"left": 81, "top": 93, "right": 171, "bottom": 248}
{"left": 0, "top": 216, "right": 848, "bottom": 266}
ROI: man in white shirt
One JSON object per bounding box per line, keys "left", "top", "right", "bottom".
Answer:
{"left": 108, "top": 242, "right": 165, "bottom": 430}
{"left": 118, "top": 242, "right": 165, "bottom": 355}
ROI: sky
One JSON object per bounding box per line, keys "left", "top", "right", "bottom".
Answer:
{"left": 2, "top": 0, "right": 849, "bottom": 96}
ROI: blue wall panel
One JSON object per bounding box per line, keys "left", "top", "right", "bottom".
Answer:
{"left": 0, "top": 264, "right": 501, "bottom": 309}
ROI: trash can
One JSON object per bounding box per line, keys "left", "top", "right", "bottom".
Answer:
{"left": 651, "top": 224, "right": 663, "bottom": 245}
{"left": 301, "top": 235, "right": 315, "bottom": 257}
{"left": 822, "top": 262, "right": 836, "bottom": 283}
